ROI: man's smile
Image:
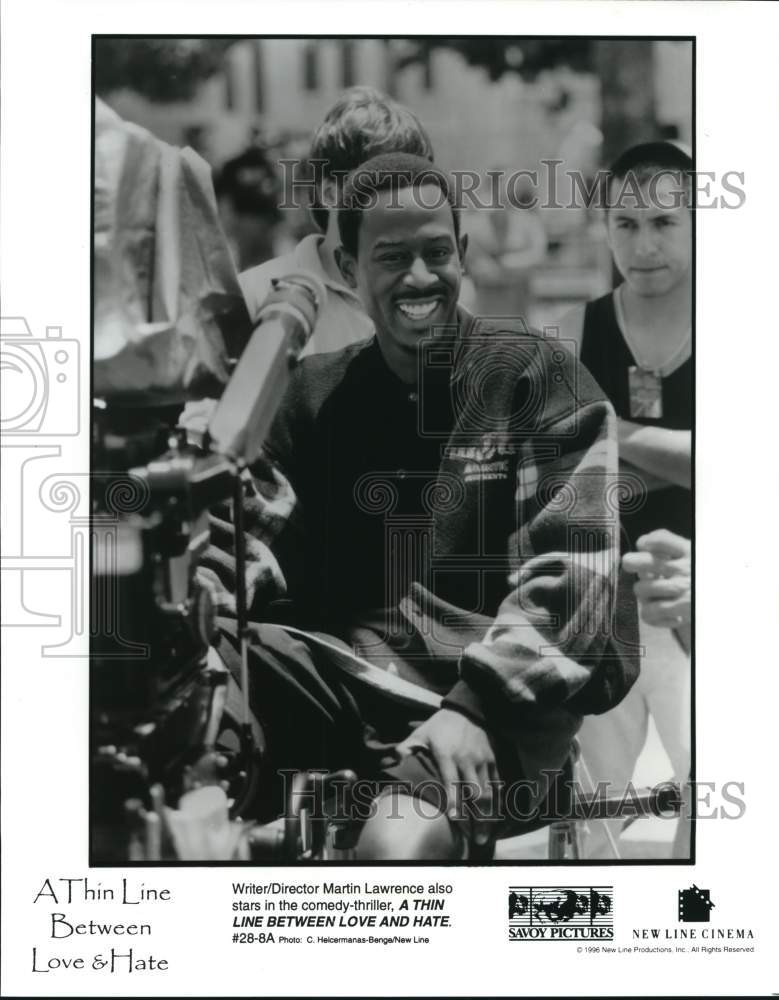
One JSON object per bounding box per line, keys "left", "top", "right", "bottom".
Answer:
{"left": 395, "top": 295, "right": 444, "bottom": 322}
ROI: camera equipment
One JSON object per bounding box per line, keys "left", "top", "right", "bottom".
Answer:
{"left": 91, "top": 272, "right": 329, "bottom": 862}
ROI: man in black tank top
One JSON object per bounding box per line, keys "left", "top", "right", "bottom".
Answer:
{"left": 579, "top": 291, "right": 691, "bottom": 545}
{"left": 556, "top": 142, "right": 692, "bottom": 858}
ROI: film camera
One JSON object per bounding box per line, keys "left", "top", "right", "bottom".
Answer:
{"left": 91, "top": 272, "right": 356, "bottom": 862}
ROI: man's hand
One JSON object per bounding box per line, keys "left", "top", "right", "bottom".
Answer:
{"left": 622, "top": 529, "right": 691, "bottom": 629}
{"left": 396, "top": 709, "right": 498, "bottom": 845}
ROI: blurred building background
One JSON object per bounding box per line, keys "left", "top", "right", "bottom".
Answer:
{"left": 96, "top": 37, "right": 692, "bottom": 328}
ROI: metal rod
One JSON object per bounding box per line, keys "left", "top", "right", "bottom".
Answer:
{"left": 232, "top": 472, "right": 251, "bottom": 727}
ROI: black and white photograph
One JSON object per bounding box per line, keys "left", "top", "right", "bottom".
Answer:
{"left": 90, "top": 35, "right": 694, "bottom": 865}
{"left": 1, "top": 4, "right": 777, "bottom": 997}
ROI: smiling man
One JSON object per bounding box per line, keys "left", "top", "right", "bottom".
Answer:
{"left": 334, "top": 158, "right": 464, "bottom": 383}
{"left": 203, "top": 153, "right": 637, "bottom": 859}
{"left": 239, "top": 87, "right": 434, "bottom": 356}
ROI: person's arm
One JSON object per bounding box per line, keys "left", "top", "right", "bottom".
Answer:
{"left": 617, "top": 420, "right": 691, "bottom": 489}
{"left": 441, "top": 348, "right": 635, "bottom": 727}
{"left": 397, "top": 345, "right": 635, "bottom": 828}
{"left": 547, "top": 311, "right": 689, "bottom": 491}
{"left": 618, "top": 459, "right": 675, "bottom": 494}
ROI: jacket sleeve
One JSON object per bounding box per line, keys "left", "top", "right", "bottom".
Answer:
{"left": 442, "top": 368, "right": 638, "bottom": 725}
{"left": 194, "top": 342, "right": 314, "bottom": 619}
{"left": 196, "top": 453, "right": 301, "bottom": 618}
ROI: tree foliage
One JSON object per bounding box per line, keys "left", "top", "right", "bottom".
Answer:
{"left": 94, "top": 39, "right": 233, "bottom": 102}
{"left": 395, "top": 38, "right": 595, "bottom": 81}
{"left": 395, "top": 38, "right": 657, "bottom": 161}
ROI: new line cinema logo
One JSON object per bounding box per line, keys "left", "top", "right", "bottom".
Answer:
{"left": 508, "top": 887, "right": 614, "bottom": 941}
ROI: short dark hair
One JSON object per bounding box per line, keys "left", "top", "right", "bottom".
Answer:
{"left": 337, "top": 152, "right": 460, "bottom": 258}
{"left": 214, "top": 146, "right": 281, "bottom": 217}
{"left": 308, "top": 87, "right": 434, "bottom": 231}
{"left": 606, "top": 140, "right": 694, "bottom": 209}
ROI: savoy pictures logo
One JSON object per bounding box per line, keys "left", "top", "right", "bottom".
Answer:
{"left": 508, "top": 886, "right": 614, "bottom": 941}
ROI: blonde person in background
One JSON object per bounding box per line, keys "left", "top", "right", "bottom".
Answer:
{"left": 180, "top": 89, "right": 437, "bottom": 442}
{"left": 239, "top": 87, "right": 435, "bottom": 356}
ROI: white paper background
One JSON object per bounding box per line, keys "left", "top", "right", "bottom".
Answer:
{"left": 1, "top": 1, "right": 778, "bottom": 995}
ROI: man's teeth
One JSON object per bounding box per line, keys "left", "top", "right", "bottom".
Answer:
{"left": 397, "top": 299, "right": 438, "bottom": 320}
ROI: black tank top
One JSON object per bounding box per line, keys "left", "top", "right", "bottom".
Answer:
{"left": 580, "top": 292, "right": 692, "bottom": 549}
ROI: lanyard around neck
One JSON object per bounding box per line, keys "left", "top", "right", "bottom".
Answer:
{"left": 615, "top": 285, "right": 692, "bottom": 378}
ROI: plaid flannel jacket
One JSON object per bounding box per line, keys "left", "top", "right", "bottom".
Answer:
{"left": 198, "top": 311, "right": 638, "bottom": 743}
